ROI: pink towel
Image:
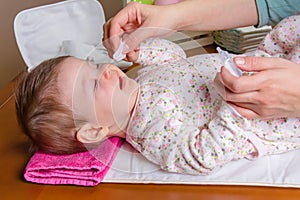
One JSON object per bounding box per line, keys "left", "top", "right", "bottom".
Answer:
{"left": 24, "top": 137, "right": 123, "bottom": 186}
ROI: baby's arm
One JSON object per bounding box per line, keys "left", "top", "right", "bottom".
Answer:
{"left": 136, "top": 38, "right": 187, "bottom": 66}
{"left": 257, "top": 15, "right": 300, "bottom": 62}
{"left": 156, "top": 105, "right": 255, "bottom": 175}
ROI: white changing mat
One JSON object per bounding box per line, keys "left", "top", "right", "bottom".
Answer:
{"left": 13, "top": 0, "right": 300, "bottom": 188}
{"left": 104, "top": 141, "right": 300, "bottom": 188}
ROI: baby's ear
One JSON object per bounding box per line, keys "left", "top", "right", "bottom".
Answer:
{"left": 76, "top": 123, "right": 109, "bottom": 143}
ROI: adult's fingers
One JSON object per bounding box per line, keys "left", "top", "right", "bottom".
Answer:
{"left": 234, "top": 56, "right": 287, "bottom": 72}
{"left": 219, "top": 66, "right": 265, "bottom": 93}
{"left": 103, "top": 2, "right": 144, "bottom": 56}
{"left": 103, "top": 19, "right": 122, "bottom": 57}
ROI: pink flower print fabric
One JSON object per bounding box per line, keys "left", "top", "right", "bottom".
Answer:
{"left": 258, "top": 15, "right": 300, "bottom": 63}
{"left": 126, "top": 37, "right": 300, "bottom": 175}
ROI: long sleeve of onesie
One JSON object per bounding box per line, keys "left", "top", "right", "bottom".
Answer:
{"left": 136, "top": 38, "right": 187, "bottom": 66}
{"left": 257, "top": 15, "right": 300, "bottom": 63}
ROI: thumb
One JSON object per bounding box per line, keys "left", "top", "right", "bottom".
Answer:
{"left": 233, "top": 56, "right": 284, "bottom": 72}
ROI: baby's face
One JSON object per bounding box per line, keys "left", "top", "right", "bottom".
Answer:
{"left": 57, "top": 57, "right": 139, "bottom": 134}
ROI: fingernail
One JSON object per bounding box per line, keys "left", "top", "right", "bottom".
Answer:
{"left": 234, "top": 57, "right": 245, "bottom": 65}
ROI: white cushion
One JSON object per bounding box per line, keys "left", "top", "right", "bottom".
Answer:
{"left": 14, "top": 0, "right": 105, "bottom": 71}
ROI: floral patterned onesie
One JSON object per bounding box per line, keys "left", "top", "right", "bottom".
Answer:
{"left": 257, "top": 15, "right": 300, "bottom": 63}
{"left": 126, "top": 15, "right": 300, "bottom": 175}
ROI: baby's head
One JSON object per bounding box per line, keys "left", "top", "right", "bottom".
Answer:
{"left": 15, "top": 56, "right": 138, "bottom": 154}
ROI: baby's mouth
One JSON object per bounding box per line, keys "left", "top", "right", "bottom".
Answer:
{"left": 119, "top": 76, "right": 125, "bottom": 90}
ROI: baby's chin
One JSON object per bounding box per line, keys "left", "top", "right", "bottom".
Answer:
{"left": 131, "top": 80, "right": 139, "bottom": 104}
{"left": 129, "top": 82, "right": 139, "bottom": 113}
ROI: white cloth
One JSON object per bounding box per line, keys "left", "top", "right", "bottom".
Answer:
{"left": 113, "top": 39, "right": 127, "bottom": 61}
{"left": 59, "top": 40, "right": 132, "bottom": 69}
{"left": 213, "top": 26, "right": 272, "bottom": 53}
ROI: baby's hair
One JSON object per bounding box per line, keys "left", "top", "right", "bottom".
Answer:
{"left": 15, "top": 56, "right": 95, "bottom": 154}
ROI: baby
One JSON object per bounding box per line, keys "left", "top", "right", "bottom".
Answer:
{"left": 15, "top": 15, "right": 300, "bottom": 175}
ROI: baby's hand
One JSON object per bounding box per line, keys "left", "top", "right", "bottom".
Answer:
{"left": 125, "top": 48, "right": 140, "bottom": 62}
{"left": 113, "top": 39, "right": 140, "bottom": 62}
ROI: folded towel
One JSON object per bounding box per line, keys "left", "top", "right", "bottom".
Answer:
{"left": 213, "top": 26, "right": 272, "bottom": 53}
{"left": 24, "top": 137, "right": 123, "bottom": 186}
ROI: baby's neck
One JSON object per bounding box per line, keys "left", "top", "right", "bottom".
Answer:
{"left": 107, "top": 115, "right": 131, "bottom": 138}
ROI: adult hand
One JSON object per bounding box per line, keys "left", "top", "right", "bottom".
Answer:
{"left": 103, "top": 2, "right": 176, "bottom": 59}
{"left": 214, "top": 56, "right": 300, "bottom": 119}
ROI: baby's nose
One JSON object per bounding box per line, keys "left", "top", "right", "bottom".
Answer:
{"left": 103, "top": 69, "right": 111, "bottom": 80}
{"left": 99, "top": 64, "right": 119, "bottom": 80}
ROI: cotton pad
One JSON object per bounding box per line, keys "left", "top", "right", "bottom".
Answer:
{"left": 113, "top": 39, "right": 127, "bottom": 61}
{"left": 217, "top": 47, "right": 242, "bottom": 77}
